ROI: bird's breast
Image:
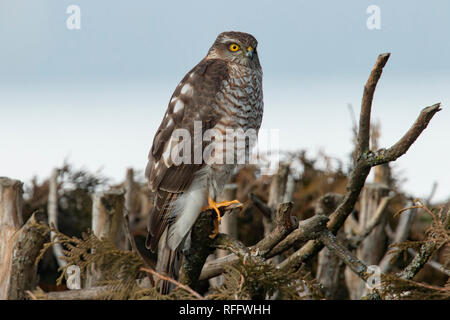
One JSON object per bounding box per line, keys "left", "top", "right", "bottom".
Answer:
{"left": 212, "top": 64, "right": 263, "bottom": 133}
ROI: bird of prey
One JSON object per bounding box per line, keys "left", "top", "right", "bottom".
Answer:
{"left": 145, "top": 31, "right": 263, "bottom": 293}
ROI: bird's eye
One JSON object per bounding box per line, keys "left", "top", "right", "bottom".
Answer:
{"left": 228, "top": 43, "right": 240, "bottom": 52}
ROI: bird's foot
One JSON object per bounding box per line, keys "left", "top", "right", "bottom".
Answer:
{"left": 202, "top": 197, "right": 242, "bottom": 239}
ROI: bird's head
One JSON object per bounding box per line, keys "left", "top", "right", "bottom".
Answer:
{"left": 207, "top": 31, "right": 261, "bottom": 70}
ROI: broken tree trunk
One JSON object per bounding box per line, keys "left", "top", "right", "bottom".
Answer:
{"left": 0, "top": 177, "right": 48, "bottom": 300}
{"left": 91, "top": 189, "right": 127, "bottom": 249}
{"left": 263, "top": 163, "right": 289, "bottom": 236}
{"left": 86, "top": 189, "right": 126, "bottom": 287}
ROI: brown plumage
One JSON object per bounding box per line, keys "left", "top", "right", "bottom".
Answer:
{"left": 145, "top": 31, "right": 264, "bottom": 293}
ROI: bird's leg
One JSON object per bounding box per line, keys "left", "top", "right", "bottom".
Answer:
{"left": 202, "top": 196, "right": 241, "bottom": 239}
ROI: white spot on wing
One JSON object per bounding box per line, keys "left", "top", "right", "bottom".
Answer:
{"left": 181, "top": 83, "right": 193, "bottom": 96}
{"left": 173, "top": 100, "right": 184, "bottom": 113}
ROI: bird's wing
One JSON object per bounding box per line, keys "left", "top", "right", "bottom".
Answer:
{"left": 145, "top": 58, "right": 229, "bottom": 251}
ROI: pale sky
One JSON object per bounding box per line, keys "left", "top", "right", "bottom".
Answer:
{"left": 0, "top": 0, "right": 449, "bottom": 202}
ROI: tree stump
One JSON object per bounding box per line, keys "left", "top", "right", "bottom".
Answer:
{"left": 0, "top": 177, "right": 48, "bottom": 300}
{"left": 86, "top": 189, "right": 126, "bottom": 287}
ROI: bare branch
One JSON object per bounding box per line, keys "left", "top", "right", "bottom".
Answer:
{"left": 367, "top": 103, "right": 442, "bottom": 167}
{"left": 397, "top": 241, "right": 437, "bottom": 280}
{"left": 199, "top": 210, "right": 326, "bottom": 280}
{"left": 350, "top": 194, "right": 393, "bottom": 248}
{"left": 358, "top": 53, "right": 390, "bottom": 153}
{"left": 278, "top": 52, "right": 441, "bottom": 271}
{"left": 141, "top": 267, "right": 204, "bottom": 300}
{"left": 249, "top": 192, "right": 272, "bottom": 219}
{"left": 407, "top": 248, "right": 450, "bottom": 277}
{"left": 319, "top": 231, "right": 371, "bottom": 283}
{"left": 214, "top": 233, "right": 250, "bottom": 257}
{"left": 254, "top": 202, "right": 297, "bottom": 255}
{"left": 41, "top": 286, "right": 109, "bottom": 300}
{"left": 266, "top": 214, "right": 328, "bottom": 258}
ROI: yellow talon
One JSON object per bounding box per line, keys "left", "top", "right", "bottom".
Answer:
{"left": 202, "top": 197, "right": 241, "bottom": 239}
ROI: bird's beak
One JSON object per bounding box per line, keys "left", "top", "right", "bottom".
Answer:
{"left": 246, "top": 46, "right": 254, "bottom": 59}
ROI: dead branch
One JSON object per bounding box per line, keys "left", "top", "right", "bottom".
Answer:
{"left": 379, "top": 200, "right": 417, "bottom": 273}
{"left": 141, "top": 267, "right": 204, "bottom": 300}
{"left": 214, "top": 233, "right": 251, "bottom": 257}
{"left": 249, "top": 192, "right": 272, "bottom": 219}
{"left": 41, "top": 286, "right": 109, "bottom": 300}
{"left": 407, "top": 248, "right": 450, "bottom": 277}
{"left": 279, "top": 52, "right": 441, "bottom": 271}
{"left": 349, "top": 193, "right": 393, "bottom": 248}
{"left": 315, "top": 193, "right": 348, "bottom": 300}
{"left": 266, "top": 214, "right": 328, "bottom": 258}
{"left": 319, "top": 230, "right": 371, "bottom": 283}
{"left": 200, "top": 212, "right": 327, "bottom": 280}
{"left": 48, "top": 168, "right": 66, "bottom": 269}
{"left": 358, "top": 53, "right": 391, "bottom": 154}
{"left": 397, "top": 241, "right": 437, "bottom": 280}
{"left": 254, "top": 202, "right": 297, "bottom": 255}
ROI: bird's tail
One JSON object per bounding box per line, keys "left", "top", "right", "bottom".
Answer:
{"left": 156, "top": 229, "right": 182, "bottom": 294}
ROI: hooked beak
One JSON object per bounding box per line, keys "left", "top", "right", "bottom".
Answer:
{"left": 245, "top": 46, "right": 254, "bottom": 59}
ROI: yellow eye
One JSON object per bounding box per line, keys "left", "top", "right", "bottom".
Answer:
{"left": 228, "top": 43, "right": 240, "bottom": 52}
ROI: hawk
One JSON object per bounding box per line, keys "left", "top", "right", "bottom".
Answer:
{"left": 145, "top": 31, "right": 263, "bottom": 293}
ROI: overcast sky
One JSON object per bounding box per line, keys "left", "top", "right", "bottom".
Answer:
{"left": 0, "top": 0, "right": 449, "bottom": 201}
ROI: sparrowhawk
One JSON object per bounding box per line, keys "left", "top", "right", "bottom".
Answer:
{"left": 145, "top": 31, "right": 263, "bottom": 293}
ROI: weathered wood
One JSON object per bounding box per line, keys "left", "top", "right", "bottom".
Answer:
{"left": 316, "top": 231, "right": 348, "bottom": 299}
{"left": 0, "top": 178, "right": 48, "bottom": 300}
{"left": 263, "top": 163, "right": 289, "bottom": 236}
{"left": 43, "top": 286, "right": 109, "bottom": 300}
{"left": 379, "top": 200, "right": 416, "bottom": 273}
{"left": 124, "top": 168, "right": 135, "bottom": 226}
{"left": 315, "top": 193, "right": 348, "bottom": 299}
{"left": 86, "top": 189, "right": 126, "bottom": 287}
{"left": 0, "top": 177, "right": 24, "bottom": 299}
{"left": 5, "top": 213, "right": 48, "bottom": 300}
{"left": 124, "top": 168, "right": 136, "bottom": 251}
{"left": 203, "top": 213, "right": 327, "bottom": 280}
{"left": 91, "top": 189, "right": 126, "bottom": 248}
{"left": 48, "top": 168, "right": 66, "bottom": 268}
{"left": 345, "top": 183, "right": 390, "bottom": 299}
